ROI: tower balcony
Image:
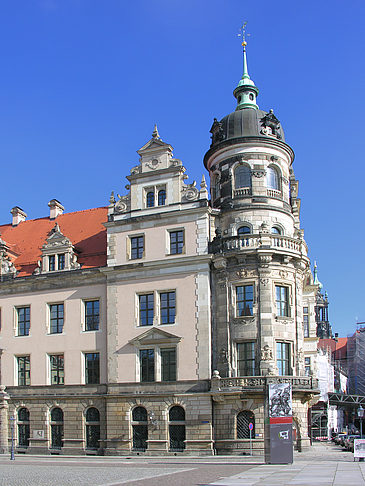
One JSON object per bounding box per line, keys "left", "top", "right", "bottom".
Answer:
{"left": 209, "top": 233, "right": 308, "bottom": 258}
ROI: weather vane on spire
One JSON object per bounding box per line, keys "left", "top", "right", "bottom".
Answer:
{"left": 237, "top": 21, "right": 250, "bottom": 49}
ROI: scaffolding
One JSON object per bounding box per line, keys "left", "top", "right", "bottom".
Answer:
{"left": 347, "top": 323, "right": 365, "bottom": 396}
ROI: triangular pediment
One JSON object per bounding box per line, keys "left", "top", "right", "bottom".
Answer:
{"left": 129, "top": 327, "right": 182, "bottom": 346}
{"left": 137, "top": 138, "right": 173, "bottom": 155}
{"left": 42, "top": 223, "right": 72, "bottom": 250}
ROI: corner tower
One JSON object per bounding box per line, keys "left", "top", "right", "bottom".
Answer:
{"left": 205, "top": 30, "right": 318, "bottom": 454}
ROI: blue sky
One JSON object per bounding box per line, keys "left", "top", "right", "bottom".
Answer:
{"left": 0, "top": 0, "right": 364, "bottom": 336}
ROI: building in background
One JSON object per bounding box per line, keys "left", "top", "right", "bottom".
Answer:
{"left": 0, "top": 38, "right": 320, "bottom": 456}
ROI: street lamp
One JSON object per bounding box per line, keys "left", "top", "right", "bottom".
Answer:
{"left": 10, "top": 415, "right": 15, "bottom": 461}
{"left": 358, "top": 405, "right": 364, "bottom": 439}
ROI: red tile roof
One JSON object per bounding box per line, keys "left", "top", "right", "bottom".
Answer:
{"left": 318, "top": 337, "right": 348, "bottom": 359}
{"left": 0, "top": 207, "right": 108, "bottom": 277}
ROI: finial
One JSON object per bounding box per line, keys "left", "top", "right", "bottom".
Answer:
{"left": 234, "top": 21, "right": 258, "bottom": 110}
{"left": 109, "top": 191, "right": 116, "bottom": 204}
{"left": 238, "top": 21, "right": 249, "bottom": 49}
{"left": 152, "top": 124, "right": 160, "bottom": 140}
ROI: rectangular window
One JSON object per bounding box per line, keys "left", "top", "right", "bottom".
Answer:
{"left": 131, "top": 236, "right": 144, "bottom": 260}
{"left": 58, "top": 254, "right": 65, "bottom": 270}
{"left": 160, "top": 291, "right": 176, "bottom": 324}
{"left": 161, "top": 348, "right": 176, "bottom": 381}
{"left": 85, "top": 352, "right": 100, "bottom": 384}
{"left": 85, "top": 300, "right": 100, "bottom": 331}
{"left": 169, "top": 230, "right": 184, "bottom": 255}
{"left": 17, "top": 307, "right": 30, "bottom": 336}
{"left": 237, "top": 342, "right": 256, "bottom": 376}
{"left": 303, "top": 306, "right": 309, "bottom": 338}
{"left": 305, "top": 357, "right": 311, "bottom": 376}
{"left": 17, "top": 356, "right": 30, "bottom": 386}
{"left": 140, "top": 349, "right": 155, "bottom": 382}
{"left": 50, "top": 355, "right": 64, "bottom": 385}
{"left": 139, "top": 294, "right": 154, "bottom": 326}
{"left": 49, "top": 304, "right": 64, "bottom": 334}
{"left": 277, "top": 342, "right": 291, "bottom": 376}
{"left": 276, "top": 286, "right": 289, "bottom": 317}
{"left": 49, "top": 255, "right": 55, "bottom": 271}
{"left": 236, "top": 285, "right": 254, "bottom": 317}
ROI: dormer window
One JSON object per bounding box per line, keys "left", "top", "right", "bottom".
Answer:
{"left": 145, "top": 186, "right": 167, "bottom": 208}
{"left": 35, "top": 223, "right": 80, "bottom": 274}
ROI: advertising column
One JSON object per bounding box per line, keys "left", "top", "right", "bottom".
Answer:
{"left": 267, "top": 383, "right": 293, "bottom": 464}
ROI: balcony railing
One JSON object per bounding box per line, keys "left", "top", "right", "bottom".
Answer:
{"left": 211, "top": 375, "right": 318, "bottom": 392}
{"left": 234, "top": 187, "right": 251, "bottom": 197}
{"left": 209, "top": 234, "right": 307, "bottom": 256}
{"left": 267, "top": 189, "right": 282, "bottom": 199}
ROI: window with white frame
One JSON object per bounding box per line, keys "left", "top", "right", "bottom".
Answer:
{"left": 236, "top": 285, "right": 254, "bottom": 317}
{"left": 137, "top": 290, "right": 176, "bottom": 326}
{"left": 16, "top": 306, "right": 30, "bottom": 336}
{"left": 49, "top": 303, "right": 64, "bottom": 334}
{"left": 139, "top": 347, "right": 177, "bottom": 382}
{"left": 84, "top": 352, "right": 100, "bottom": 384}
{"left": 130, "top": 235, "right": 144, "bottom": 260}
{"left": 305, "top": 357, "right": 311, "bottom": 376}
{"left": 169, "top": 230, "right": 184, "bottom": 255}
{"left": 17, "top": 356, "right": 30, "bottom": 386}
{"left": 49, "top": 354, "right": 64, "bottom": 385}
{"left": 84, "top": 300, "right": 100, "bottom": 331}
{"left": 303, "top": 306, "right": 309, "bottom": 337}
{"left": 266, "top": 166, "right": 280, "bottom": 190}
{"left": 275, "top": 286, "right": 290, "bottom": 317}
{"left": 276, "top": 342, "right": 291, "bottom": 376}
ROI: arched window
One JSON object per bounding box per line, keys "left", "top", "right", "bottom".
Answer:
{"left": 18, "top": 407, "right": 30, "bottom": 447}
{"left": 146, "top": 191, "right": 155, "bottom": 208}
{"left": 271, "top": 226, "right": 282, "bottom": 235}
{"left": 213, "top": 174, "right": 220, "bottom": 200}
{"left": 85, "top": 407, "right": 100, "bottom": 450}
{"left": 237, "top": 226, "right": 251, "bottom": 235}
{"left": 50, "top": 407, "right": 63, "bottom": 449}
{"left": 237, "top": 410, "right": 255, "bottom": 439}
{"left": 266, "top": 166, "right": 280, "bottom": 190}
{"left": 132, "top": 406, "right": 148, "bottom": 451}
{"left": 169, "top": 406, "right": 185, "bottom": 451}
{"left": 235, "top": 165, "right": 251, "bottom": 189}
{"left": 158, "top": 189, "right": 166, "bottom": 206}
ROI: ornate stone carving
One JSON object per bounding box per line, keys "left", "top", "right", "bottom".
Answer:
{"left": 130, "top": 165, "right": 141, "bottom": 175}
{"left": 114, "top": 194, "right": 130, "bottom": 214}
{"left": 279, "top": 270, "right": 288, "bottom": 279}
{"left": 182, "top": 182, "right": 199, "bottom": 201}
{"left": 252, "top": 169, "right": 266, "bottom": 178}
{"left": 260, "top": 110, "right": 282, "bottom": 139}
{"left": 258, "top": 254, "right": 272, "bottom": 267}
{"left": 210, "top": 118, "right": 224, "bottom": 145}
{"left": 145, "top": 158, "right": 160, "bottom": 170}
{"left": 260, "top": 278, "right": 269, "bottom": 286}
{"left": 218, "top": 347, "right": 228, "bottom": 363}
{"left": 261, "top": 345, "right": 273, "bottom": 361}
{"left": 259, "top": 222, "right": 270, "bottom": 234}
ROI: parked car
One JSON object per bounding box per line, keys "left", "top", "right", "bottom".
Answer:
{"left": 345, "top": 435, "right": 360, "bottom": 452}
{"left": 335, "top": 433, "right": 347, "bottom": 446}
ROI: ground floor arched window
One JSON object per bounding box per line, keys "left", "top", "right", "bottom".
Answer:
{"left": 17, "top": 407, "right": 30, "bottom": 447}
{"left": 85, "top": 407, "right": 100, "bottom": 450}
{"left": 132, "top": 406, "right": 148, "bottom": 451}
{"left": 50, "top": 407, "right": 64, "bottom": 449}
{"left": 237, "top": 410, "right": 255, "bottom": 439}
{"left": 169, "top": 405, "right": 185, "bottom": 451}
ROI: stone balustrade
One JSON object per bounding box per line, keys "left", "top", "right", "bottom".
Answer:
{"left": 209, "top": 234, "right": 307, "bottom": 256}
{"left": 211, "top": 374, "right": 318, "bottom": 392}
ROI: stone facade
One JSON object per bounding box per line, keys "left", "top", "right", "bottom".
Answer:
{"left": 0, "top": 49, "right": 321, "bottom": 456}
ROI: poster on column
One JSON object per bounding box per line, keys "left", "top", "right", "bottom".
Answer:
{"left": 269, "top": 383, "right": 292, "bottom": 417}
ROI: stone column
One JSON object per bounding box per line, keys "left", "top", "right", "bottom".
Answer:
{"left": 0, "top": 385, "right": 10, "bottom": 454}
